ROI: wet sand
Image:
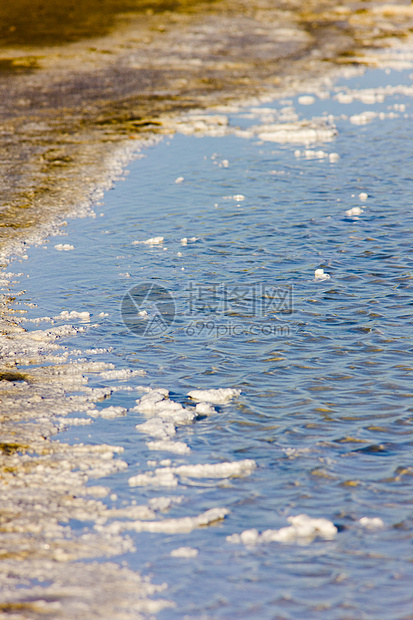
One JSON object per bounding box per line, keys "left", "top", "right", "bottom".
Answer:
{"left": 1, "top": 1, "right": 413, "bottom": 616}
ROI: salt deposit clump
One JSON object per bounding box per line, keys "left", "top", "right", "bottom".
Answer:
{"left": 345, "top": 206, "right": 363, "bottom": 217}
{"left": 195, "top": 402, "right": 217, "bottom": 415}
{"left": 227, "top": 514, "right": 337, "bottom": 546}
{"left": 359, "top": 192, "right": 368, "bottom": 201}
{"left": 128, "top": 459, "right": 256, "bottom": 487}
{"left": 180, "top": 237, "right": 198, "bottom": 245}
{"left": 314, "top": 269, "right": 331, "bottom": 281}
{"left": 100, "top": 507, "right": 229, "bottom": 535}
{"left": 256, "top": 120, "right": 337, "bottom": 144}
{"left": 171, "top": 547, "right": 199, "bottom": 558}
{"left": 56, "top": 310, "right": 90, "bottom": 321}
{"left": 298, "top": 95, "right": 315, "bottom": 105}
{"left": 133, "top": 236, "right": 164, "bottom": 245}
{"left": 54, "top": 243, "right": 74, "bottom": 251}
{"left": 100, "top": 368, "right": 146, "bottom": 380}
{"left": 187, "top": 388, "right": 241, "bottom": 404}
{"left": 359, "top": 516, "right": 384, "bottom": 529}
{"left": 146, "top": 440, "right": 191, "bottom": 455}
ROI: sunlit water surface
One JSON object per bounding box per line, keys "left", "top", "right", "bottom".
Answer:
{"left": 15, "top": 66, "right": 413, "bottom": 619}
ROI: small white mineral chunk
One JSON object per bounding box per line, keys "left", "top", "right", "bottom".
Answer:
{"left": 314, "top": 269, "right": 331, "bottom": 281}
{"left": 345, "top": 206, "right": 363, "bottom": 217}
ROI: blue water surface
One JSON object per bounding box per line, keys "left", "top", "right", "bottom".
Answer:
{"left": 15, "top": 66, "right": 413, "bottom": 619}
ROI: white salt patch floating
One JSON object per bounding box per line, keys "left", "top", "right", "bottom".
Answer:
{"left": 168, "top": 114, "right": 229, "bottom": 137}
{"left": 359, "top": 517, "right": 384, "bottom": 529}
{"left": 172, "top": 459, "right": 256, "bottom": 479}
{"left": 100, "top": 368, "right": 146, "bottom": 380}
{"left": 187, "top": 388, "right": 241, "bottom": 404}
{"left": 98, "top": 312, "right": 109, "bottom": 317}
{"left": 359, "top": 192, "right": 368, "bottom": 201}
{"left": 133, "top": 236, "right": 164, "bottom": 245}
{"left": 171, "top": 547, "right": 198, "bottom": 558}
{"left": 195, "top": 402, "right": 217, "bottom": 415}
{"left": 134, "top": 389, "right": 196, "bottom": 427}
{"left": 295, "top": 149, "right": 329, "bottom": 159}
{"left": 226, "top": 514, "right": 337, "bottom": 546}
{"left": 350, "top": 111, "right": 377, "bottom": 125}
{"left": 314, "top": 269, "right": 331, "bottom": 281}
{"left": 336, "top": 92, "right": 354, "bottom": 104}
{"left": 136, "top": 419, "right": 177, "bottom": 440}
{"left": 90, "top": 406, "right": 127, "bottom": 419}
{"left": 256, "top": 120, "right": 336, "bottom": 144}
{"left": 345, "top": 206, "right": 363, "bottom": 217}
{"left": 146, "top": 440, "right": 191, "bottom": 455}
{"left": 135, "top": 388, "right": 169, "bottom": 412}
{"left": 129, "top": 469, "right": 179, "bottom": 487}
{"left": 56, "top": 310, "right": 90, "bottom": 321}
{"left": 129, "top": 459, "right": 255, "bottom": 487}
{"left": 101, "top": 507, "right": 229, "bottom": 535}
{"left": 24, "top": 325, "right": 82, "bottom": 341}
{"left": 148, "top": 496, "right": 184, "bottom": 512}
{"left": 174, "top": 176, "right": 184, "bottom": 183}
{"left": 177, "top": 251, "right": 183, "bottom": 257}
{"left": 180, "top": 236, "right": 198, "bottom": 245}
{"left": 54, "top": 244, "right": 74, "bottom": 251}
{"left": 298, "top": 95, "right": 315, "bottom": 105}
{"left": 329, "top": 153, "right": 340, "bottom": 162}
{"left": 233, "top": 194, "right": 245, "bottom": 202}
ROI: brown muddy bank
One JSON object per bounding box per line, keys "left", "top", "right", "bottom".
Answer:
{"left": 1, "top": 0, "right": 413, "bottom": 254}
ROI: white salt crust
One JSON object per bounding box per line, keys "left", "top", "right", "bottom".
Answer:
{"left": 226, "top": 514, "right": 337, "bottom": 546}
{"left": 345, "top": 206, "right": 363, "bottom": 217}
{"left": 314, "top": 268, "right": 331, "bottom": 281}
{"left": 100, "top": 368, "right": 146, "bottom": 380}
{"left": 180, "top": 237, "right": 198, "bottom": 245}
{"left": 187, "top": 388, "right": 241, "bottom": 404}
{"left": 133, "top": 236, "right": 164, "bottom": 245}
{"left": 195, "top": 402, "right": 217, "bottom": 415}
{"left": 128, "top": 459, "right": 256, "bottom": 487}
{"left": 56, "top": 310, "right": 90, "bottom": 321}
{"left": 170, "top": 547, "right": 199, "bottom": 558}
{"left": 256, "top": 120, "right": 337, "bottom": 144}
{"left": 359, "top": 517, "right": 384, "bottom": 529}
{"left": 96, "top": 507, "right": 229, "bottom": 535}
{"left": 146, "top": 440, "right": 191, "bottom": 455}
{"left": 298, "top": 95, "right": 315, "bottom": 105}
{"left": 54, "top": 243, "right": 74, "bottom": 251}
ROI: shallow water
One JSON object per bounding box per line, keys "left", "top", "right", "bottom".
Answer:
{"left": 10, "top": 63, "right": 413, "bottom": 618}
